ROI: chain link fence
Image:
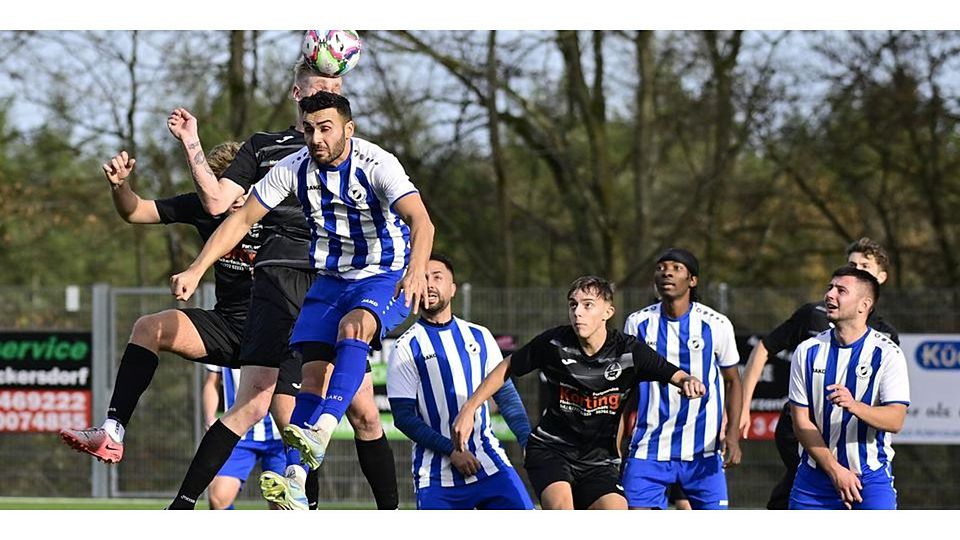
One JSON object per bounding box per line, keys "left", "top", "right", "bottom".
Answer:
{"left": 1, "top": 284, "right": 957, "bottom": 508}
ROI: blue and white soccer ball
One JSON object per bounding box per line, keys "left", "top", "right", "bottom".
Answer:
{"left": 302, "top": 30, "right": 363, "bottom": 77}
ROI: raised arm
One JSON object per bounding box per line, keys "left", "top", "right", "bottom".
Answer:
{"left": 169, "top": 195, "right": 269, "bottom": 301}
{"left": 167, "top": 108, "right": 245, "bottom": 214}
{"left": 102, "top": 151, "right": 160, "bottom": 224}
{"left": 452, "top": 356, "right": 513, "bottom": 452}
{"left": 392, "top": 193, "right": 435, "bottom": 315}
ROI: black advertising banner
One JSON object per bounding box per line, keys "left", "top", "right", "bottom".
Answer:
{"left": 0, "top": 331, "right": 92, "bottom": 433}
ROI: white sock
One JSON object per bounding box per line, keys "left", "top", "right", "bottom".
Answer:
{"left": 101, "top": 418, "right": 124, "bottom": 443}
{"left": 285, "top": 464, "right": 307, "bottom": 486}
{"left": 310, "top": 414, "right": 338, "bottom": 449}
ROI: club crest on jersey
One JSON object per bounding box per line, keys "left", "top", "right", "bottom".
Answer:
{"left": 688, "top": 337, "right": 704, "bottom": 351}
{"left": 466, "top": 341, "right": 480, "bottom": 355}
{"left": 347, "top": 185, "right": 367, "bottom": 204}
{"left": 604, "top": 361, "right": 623, "bottom": 381}
{"left": 856, "top": 363, "right": 872, "bottom": 379}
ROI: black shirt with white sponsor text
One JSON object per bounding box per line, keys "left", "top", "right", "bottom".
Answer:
{"left": 761, "top": 301, "right": 900, "bottom": 357}
{"left": 155, "top": 192, "right": 260, "bottom": 320}
{"left": 511, "top": 325, "right": 679, "bottom": 465}
{"left": 221, "top": 126, "right": 312, "bottom": 269}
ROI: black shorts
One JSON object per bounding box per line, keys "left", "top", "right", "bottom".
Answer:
{"left": 178, "top": 308, "right": 244, "bottom": 367}
{"left": 524, "top": 438, "right": 625, "bottom": 509}
{"left": 238, "top": 265, "right": 315, "bottom": 396}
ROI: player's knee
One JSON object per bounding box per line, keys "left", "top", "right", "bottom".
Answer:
{"left": 207, "top": 482, "right": 237, "bottom": 509}
{"left": 337, "top": 311, "right": 376, "bottom": 342}
{"left": 226, "top": 392, "right": 272, "bottom": 428}
{"left": 247, "top": 396, "right": 272, "bottom": 421}
{"left": 129, "top": 313, "right": 164, "bottom": 348}
{"left": 208, "top": 489, "right": 235, "bottom": 510}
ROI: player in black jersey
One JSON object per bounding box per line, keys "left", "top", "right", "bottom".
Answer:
{"left": 452, "top": 276, "right": 706, "bottom": 509}
{"left": 59, "top": 143, "right": 264, "bottom": 464}
{"left": 165, "top": 58, "right": 397, "bottom": 510}
{"left": 739, "top": 237, "right": 900, "bottom": 509}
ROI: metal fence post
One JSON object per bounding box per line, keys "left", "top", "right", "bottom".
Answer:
{"left": 91, "top": 283, "right": 110, "bottom": 498}
{"left": 461, "top": 282, "right": 472, "bottom": 320}
{"left": 195, "top": 284, "right": 216, "bottom": 452}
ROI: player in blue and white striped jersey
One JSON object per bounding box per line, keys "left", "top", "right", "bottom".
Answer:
{"left": 169, "top": 90, "right": 433, "bottom": 510}
{"left": 202, "top": 365, "right": 285, "bottom": 509}
{"left": 622, "top": 248, "right": 743, "bottom": 509}
{"left": 788, "top": 266, "right": 909, "bottom": 510}
{"left": 387, "top": 254, "right": 533, "bottom": 509}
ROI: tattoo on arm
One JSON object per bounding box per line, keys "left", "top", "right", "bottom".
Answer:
{"left": 187, "top": 141, "right": 200, "bottom": 150}
{"left": 191, "top": 151, "right": 217, "bottom": 181}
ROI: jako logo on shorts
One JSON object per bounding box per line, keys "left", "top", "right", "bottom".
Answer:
{"left": 916, "top": 341, "right": 960, "bottom": 369}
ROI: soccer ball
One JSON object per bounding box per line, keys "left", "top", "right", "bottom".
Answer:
{"left": 302, "top": 30, "right": 362, "bottom": 77}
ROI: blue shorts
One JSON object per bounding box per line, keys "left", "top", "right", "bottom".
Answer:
{"left": 216, "top": 439, "right": 286, "bottom": 483}
{"left": 416, "top": 468, "right": 534, "bottom": 510}
{"left": 290, "top": 270, "right": 409, "bottom": 351}
{"left": 622, "top": 454, "right": 728, "bottom": 509}
{"left": 789, "top": 461, "right": 897, "bottom": 510}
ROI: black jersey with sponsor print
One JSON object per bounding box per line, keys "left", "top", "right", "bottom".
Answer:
{"left": 155, "top": 193, "right": 260, "bottom": 320}
{"left": 511, "top": 325, "right": 679, "bottom": 465}
{"left": 761, "top": 301, "right": 900, "bottom": 357}
{"left": 221, "top": 126, "right": 312, "bottom": 269}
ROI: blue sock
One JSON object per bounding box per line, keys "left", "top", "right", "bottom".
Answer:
{"left": 225, "top": 503, "right": 235, "bottom": 510}
{"left": 287, "top": 392, "right": 325, "bottom": 468}
{"left": 319, "top": 339, "right": 370, "bottom": 422}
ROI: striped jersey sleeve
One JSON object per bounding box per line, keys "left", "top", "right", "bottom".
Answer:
{"left": 387, "top": 333, "right": 420, "bottom": 400}
{"left": 877, "top": 347, "right": 910, "bottom": 406}
{"left": 712, "top": 312, "right": 740, "bottom": 368}
{"left": 367, "top": 151, "right": 418, "bottom": 209}
{"left": 480, "top": 327, "right": 504, "bottom": 376}
{"left": 250, "top": 148, "right": 308, "bottom": 210}
{"left": 788, "top": 346, "right": 810, "bottom": 407}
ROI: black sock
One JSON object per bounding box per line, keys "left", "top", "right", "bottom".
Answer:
{"left": 106, "top": 343, "right": 159, "bottom": 426}
{"left": 306, "top": 466, "right": 320, "bottom": 510}
{"left": 168, "top": 420, "right": 240, "bottom": 510}
{"left": 355, "top": 434, "right": 399, "bottom": 510}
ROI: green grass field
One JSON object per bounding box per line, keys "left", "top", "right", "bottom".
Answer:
{"left": 0, "top": 497, "right": 376, "bottom": 510}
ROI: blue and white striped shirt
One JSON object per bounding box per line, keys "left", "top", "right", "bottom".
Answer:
{"left": 206, "top": 365, "right": 282, "bottom": 443}
{"left": 387, "top": 317, "right": 513, "bottom": 489}
{"left": 789, "top": 328, "right": 910, "bottom": 474}
{"left": 624, "top": 302, "right": 740, "bottom": 461}
{"left": 252, "top": 137, "right": 417, "bottom": 280}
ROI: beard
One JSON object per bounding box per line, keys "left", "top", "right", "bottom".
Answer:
{"left": 310, "top": 132, "right": 347, "bottom": 165}
{"left": 422, "top": 295, "right": 450, "bottom": 316}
